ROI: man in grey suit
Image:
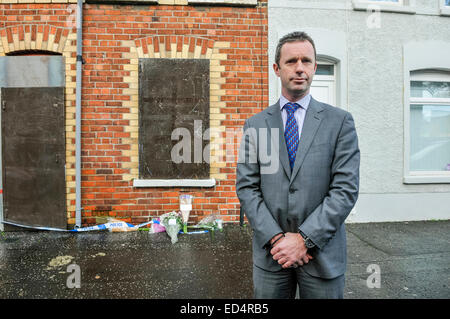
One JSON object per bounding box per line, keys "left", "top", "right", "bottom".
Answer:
{"left": 236, "top": 31, "right": 360, "bottom": 299}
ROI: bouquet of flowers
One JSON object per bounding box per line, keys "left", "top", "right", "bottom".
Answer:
{"left": 190, "top": 214, "right": 223, "bottom": 231}
{"left": 159, "top": 211, "right": 183, "bottom": 244}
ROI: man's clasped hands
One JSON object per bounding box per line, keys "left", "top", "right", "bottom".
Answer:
{"left": 269, "top": 232, "right": 313, "bottom": 269}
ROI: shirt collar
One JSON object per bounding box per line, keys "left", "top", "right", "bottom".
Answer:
{"left": 279, "top": 93, "right": 311, "bottom": 111}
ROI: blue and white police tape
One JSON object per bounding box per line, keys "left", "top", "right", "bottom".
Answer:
{"left": 184, "top": 230, "right": 209, "bottom": 234}
{"left": 1, "top": 220, "right": 209, "bottom": 234}
{"left": 1, "top": 220, "right": 153, "bottom": 232}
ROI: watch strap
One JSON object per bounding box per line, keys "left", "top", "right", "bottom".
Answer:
{"left": 299, "top": 230, "right": 315, "bottom": 249}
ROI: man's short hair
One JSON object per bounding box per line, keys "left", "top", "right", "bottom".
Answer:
{"left": 275, "top": 31, "right": 317, "bottom": 66}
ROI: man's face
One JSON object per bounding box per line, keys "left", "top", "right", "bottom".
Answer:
{"left": 273, "top": 40, "right": 317, "bottom": 101}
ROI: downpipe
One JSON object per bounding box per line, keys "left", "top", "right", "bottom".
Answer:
{"left": 75, "top": 0, "right": 84, "bottom": 228}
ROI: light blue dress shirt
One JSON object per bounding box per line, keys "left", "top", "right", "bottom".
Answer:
{"left": 279, "top": 93, "right": 311, "bottom": 139}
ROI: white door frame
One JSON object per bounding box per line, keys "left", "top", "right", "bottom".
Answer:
{"left": 311, "top": 61, "right": 337, "bottom": 106}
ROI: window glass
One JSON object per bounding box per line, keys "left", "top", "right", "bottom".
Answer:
{"left": 410, "top": 104, "right": 450, "bottom": 171}
{"left": 315, "top": 64, "right": 334, "bottom": 76}
{"left": 410, "top": 81, "right": 450, "bottom": 99}
{"left": 409, "top": 71, "right": 450, "bottom": 173}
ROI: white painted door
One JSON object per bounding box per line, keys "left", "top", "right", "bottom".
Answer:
{"left": 310, "top": 63, "right": 336, "bottom": 105}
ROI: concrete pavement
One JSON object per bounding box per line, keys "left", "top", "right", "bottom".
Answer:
{"left": 0, "top": 220, "right": 449, "bottom": 299}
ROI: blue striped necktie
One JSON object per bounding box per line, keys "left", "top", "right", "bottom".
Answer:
{"left": 284, "top": 102, "right": 301, "bottom": 170}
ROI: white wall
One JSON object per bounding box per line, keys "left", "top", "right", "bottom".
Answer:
{"left": 268, "top": 0, "right": 450, "bottom": 222}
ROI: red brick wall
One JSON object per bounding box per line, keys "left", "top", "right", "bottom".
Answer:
{"left": 0, "top": 1, "right": 268, "bottom": 227}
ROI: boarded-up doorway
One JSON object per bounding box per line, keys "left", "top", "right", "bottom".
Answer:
{"left": 1, "top": 87, "right": 66, "bottom": 229}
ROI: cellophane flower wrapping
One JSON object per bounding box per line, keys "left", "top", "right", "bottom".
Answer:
{"left": 160, "top": 211, "right": 183, "bottom": 244}
{"left": 149, "top": 218, "right": 166, "bottom": 234}
{"left": 196, "top": 214, "right": 223, "bottom": 231}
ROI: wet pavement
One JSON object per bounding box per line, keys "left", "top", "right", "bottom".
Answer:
{"left": 0, "top": 220, "right": 449, "bottom": 299}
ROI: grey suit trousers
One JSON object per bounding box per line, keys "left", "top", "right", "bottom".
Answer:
{"left": 253, "top": 264, "right": 345, "bottom": 299}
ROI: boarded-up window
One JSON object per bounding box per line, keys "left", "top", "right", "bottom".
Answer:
{"left": 139, "top": 58, "right": 210, "bottom": 179}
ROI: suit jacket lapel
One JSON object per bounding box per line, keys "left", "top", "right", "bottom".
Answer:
{"left": 265, "top": 102, "right": 291, "bottom": 179}
{"left": 290, "top": 97, "right": 324, "bottom": 184}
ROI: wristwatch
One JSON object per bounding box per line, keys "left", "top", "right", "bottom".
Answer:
{"left": 299, "top": 230, "right": 315, "bottom": 249}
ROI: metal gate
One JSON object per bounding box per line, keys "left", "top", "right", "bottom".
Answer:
{"left": 1, "top": 87, "right": 66, "bottom": 229}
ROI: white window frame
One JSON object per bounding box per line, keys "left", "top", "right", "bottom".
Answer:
{"left": 403, "top": 41, "right": 450, "bottom": 184}
{"left": 352, "top": 0, "right": 416, "bottom": 14}
{"left": 407, "top": 70, "right": 450, "bottom": 181}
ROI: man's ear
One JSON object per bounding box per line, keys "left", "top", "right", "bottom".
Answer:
{"left": 273, "top": 63, "right": 280, "bottom": 77}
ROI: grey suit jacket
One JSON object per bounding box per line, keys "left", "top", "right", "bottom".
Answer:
{"left": 236, "top": 97, "right": 360, "bottom": 279}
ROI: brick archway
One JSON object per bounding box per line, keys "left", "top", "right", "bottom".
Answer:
{"left": 134, "top": 36, "right": 215, "bottom": 59}
{"left": 0, "top": 25, "right": 70, "bottom": 54}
